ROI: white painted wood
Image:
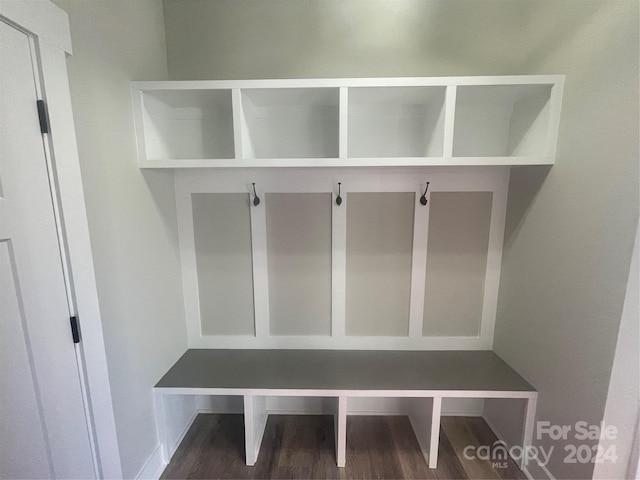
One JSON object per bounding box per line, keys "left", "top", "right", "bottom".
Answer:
{"left": 132, "top": 75, "right": 564, "bottom": 91}
{"left": 135, "top": 444, "right": 165, "bottom": 480}
{"left": 250, "top": 186, "right": 270, "bottom": 339}
{"left": 240, "top": 88, "right": 339, "bottom": 159}
{"left": 336, "top": 396, "right": 347, "bottom": 467}
{"left": 29, "top": 22, "right": 122, "bottom": 480}
{"left": 158, "top": 387, "right": 536, "bottom": 400}
{"left": 139, "top": 89, "right": 234, "bottom": 162}
{"left": 331, "top": 186, "right": 347, "bottom": 338}
{"left": 0, "top": 21, "right": 95, "bottom": 479}
{"left": 175, "top": 168, "right": 509, "bottom": 349}
{"left": 348, "top": 86, "right": 446, "bottom": 157}
{"left": 175, "top": 185, "right": 203, "bottom": 345}
{"left": 194, "top": 394, "right": 480, "bottom": 417}
{"left": 242, "top": 395, "right": 255, "bottom": 466}
{"left": 409, "top": 181, "right": 430, "bottom": 338}
{"left": 0, "top": 0, "right": 71, "bottom": 53}
{"left": 339, "top": 87, "right": 348, "bottom": 159}
{"left": 429, "top": 396, "right": 442, "bottom": 468}
{"left": 243, "top": 395, "right": 268, "bottom": 466}
{"left": 153, "top": 391, "right": 169, "bottom": 464}
{"left": 131, "top": 76, "right": 563, "bottom": 167}
{"left": 231, "top": 88, "right": 245, "bottom": 159}
{"left": 188, "top": 334, "right": 491, "bottom": 350}
{"left": 546, "top": 81, "right": 565, "bottom": 159}
{"left": 406, "top": 397, "right": 435, "bottom": 466}
{"left": 480, "top": 168, "right": 510, "bottom": 348}
{"left": 139, "top": 156, "right": 553, "bottom": 168}
{"left": 443, "top": 85, "right": 457, "bottom": 158}
{"left": 155, "top": 389, "right": 534, "bottom": 470}
{"left": 521, "top": 396, "right": 538, "bottom": 470}
{"left": 453, "top": 84, "right": 554, "bottom": 157}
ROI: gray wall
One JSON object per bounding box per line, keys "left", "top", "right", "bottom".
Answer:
{"left": 492, "top": 4, "right": 638, "bottom": 478}
{"left": 51, "top": 2, "right": 189, "bottom": 478}
{"left": 163, "top": 2, "right": 638, "bottom": 478}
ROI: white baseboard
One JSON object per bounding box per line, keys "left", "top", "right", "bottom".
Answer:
{"left": 523, "top": 457, "right": 556, "bottom": 480}
{"left": 483, "top": 413, "right": 556, "bottom": 480}
{"left": 136, "top": 444, "right": 166, "bottom": 480}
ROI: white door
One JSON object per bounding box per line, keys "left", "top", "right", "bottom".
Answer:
{"left": 0, "top": 21, "right": 95, "bottom": 479}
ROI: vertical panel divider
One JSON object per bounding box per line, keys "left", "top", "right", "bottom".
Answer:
{"left": 250, "top": 190, "right": 270, "bottom": 338}
{"left": 231, "top": 88, "right": 244, "bottom": 160}
{"left": 409, "top": 186, "right": 430, "bottom": 338}
{"left": 339, "top": 87, "right": 349, "bottom": 159}
{"left": 443, "top": 85, "right": 457, "bottom": 158}
{"left": 332, "top": 190, "right": 347, "bottom": 338}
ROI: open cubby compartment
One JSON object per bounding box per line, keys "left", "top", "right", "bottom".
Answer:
{"left": 240, "top": 88, "right": 339, "bottom": 159}
{"left": 140, "top": 89, "right": 234, "bottom": 161}
{"left": 348, "top": 86, "right": 446, "bottom": 158}
{"left": 453, "top": 84, "right": 553, "bottom": 157}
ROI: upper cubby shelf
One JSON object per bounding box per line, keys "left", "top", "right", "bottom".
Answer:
{"left": 348, "top": 86, "right": 446, "bottom": 158}
{"left": 241, "top": 88, "right": 339, "bottom": 159}
{"left": 131, "top": 76, "right": 563, "bottom": 168}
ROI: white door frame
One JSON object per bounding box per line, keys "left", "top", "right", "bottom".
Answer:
{"left": 0, "top": 1, "right": 122, "bottom": 478}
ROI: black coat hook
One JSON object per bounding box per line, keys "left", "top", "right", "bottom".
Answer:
{"left": 252, "top": 183, "right": 260, "bottom": 206}
{"left": 336, "top": 182, "right": 342, "bottom": 206}
{"left": 419, "top": 182, "right": 430, "bottom": 206}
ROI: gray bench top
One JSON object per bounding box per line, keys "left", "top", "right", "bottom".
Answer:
{"left": 155, "top": 349, "right": 535, "bottom": 393}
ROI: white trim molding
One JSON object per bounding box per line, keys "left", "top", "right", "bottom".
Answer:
{"left": 0, "top": 2, "right": 122, "bottom": 478}
{"left": 175, "top": 167, "right": 509, "bottom": 351}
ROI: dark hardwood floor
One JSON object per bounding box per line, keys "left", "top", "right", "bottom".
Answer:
{"left": 161, "top": 414, "right": 526, "bottom": 480}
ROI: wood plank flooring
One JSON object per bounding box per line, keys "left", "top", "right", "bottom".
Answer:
{"left": 161, "top": 414, "right": 526, "bottom": 479}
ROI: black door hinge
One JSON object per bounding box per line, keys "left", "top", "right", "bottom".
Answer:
{"left": 37, "top": 99, "right": 50, "bottom": 134}
{"left": 69, "top": 316, "right": 80, "bottom": 344}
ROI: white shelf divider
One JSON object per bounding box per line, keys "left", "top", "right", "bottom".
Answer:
{"left": 443, "top": 85, "right": 457, "bottom": 158}
{"left": 249, "top": 186, "right": 270, "bottom": 339}
{"left": 408, "top": 182, "right": 431, "bottom": 338}
{"left": 231, "top": 88, "right": 245, "bottom": 160}
{"left": 331, "top": 187, "right": 347, "bottom": 338}
{"left": 339, "top": 87, "right": 349, "bottom": 160}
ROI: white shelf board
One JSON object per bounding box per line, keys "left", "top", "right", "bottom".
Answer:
{"left": 140, "top": 156, "right": 554, "bottom": 169}
{"left": 132, "top": 74, "right": 563, "bottom": 90}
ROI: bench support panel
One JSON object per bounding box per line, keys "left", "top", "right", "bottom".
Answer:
{"left": 334, "top": 396, "right": 347, "bottom": 467}
{"left": 243, "top": 395, "right": 268, "bottom": 466}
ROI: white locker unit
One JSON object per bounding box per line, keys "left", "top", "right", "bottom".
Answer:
{"left": 131, "top": 75, "right": 564, "bottom": 472}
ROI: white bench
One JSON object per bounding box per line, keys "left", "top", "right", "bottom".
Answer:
{"left": 154, "top": 349, "right": 537, "bottom": 469}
